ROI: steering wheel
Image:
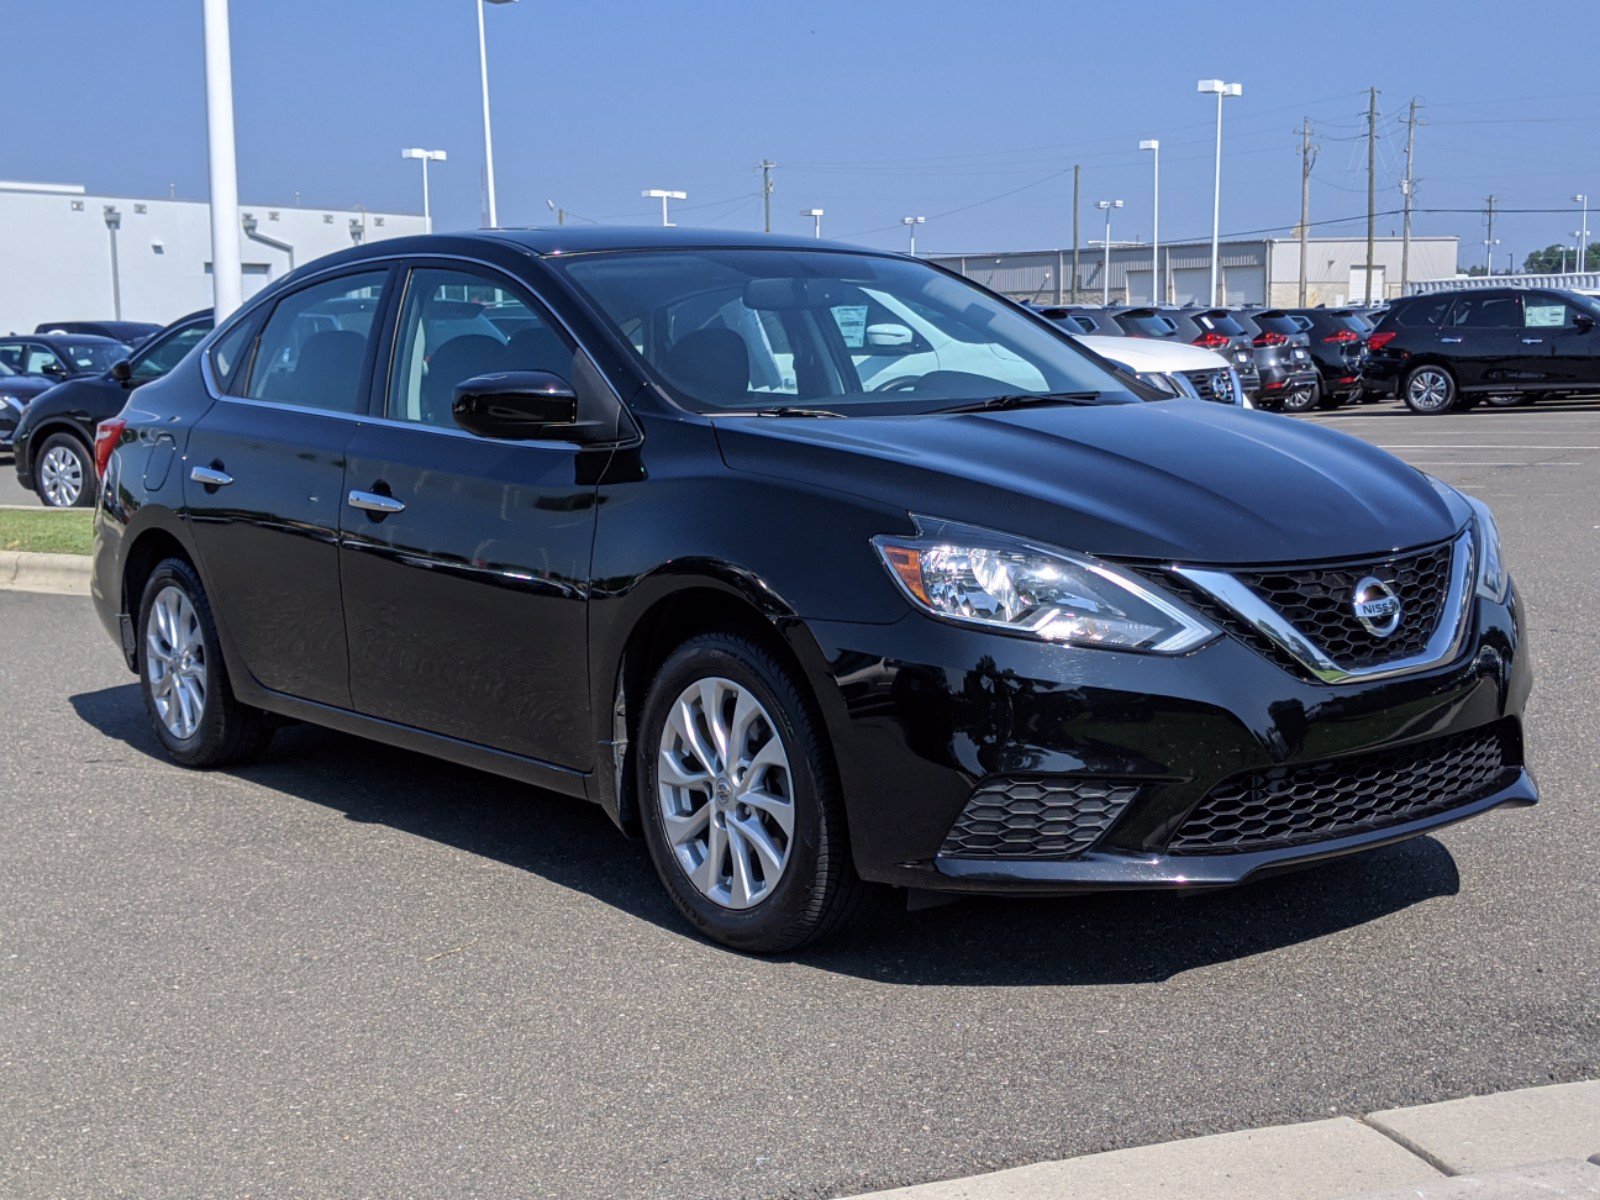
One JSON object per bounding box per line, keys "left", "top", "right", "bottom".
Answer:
{"left": 871, "top": 376, "right": 924, "bottom": 394}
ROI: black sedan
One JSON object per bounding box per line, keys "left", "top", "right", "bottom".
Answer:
{"left": 89, "top": 228, "right": 1533, "bottom": 952}
{"left": 13, "top": 312, "right": 211, "bottom": 507}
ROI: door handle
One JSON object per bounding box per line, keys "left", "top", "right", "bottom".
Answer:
{"left": 1440, "top": 337, "right": 1463, "bottom": 344}
{"left": 347, "top": 489, "right": 406, "bottom": 515}
{"left": 1521, "top": 337, "right": 1544, "bottom": 344}
{"left": 189, "top": 465, "right": 233, "bottom": 487}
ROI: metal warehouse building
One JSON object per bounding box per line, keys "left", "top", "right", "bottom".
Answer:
{"left": 0, "top": 181, "right": 427, "bottom": 336}
{"left": 931, "top": 235, "right": 1459, "bottom": 308}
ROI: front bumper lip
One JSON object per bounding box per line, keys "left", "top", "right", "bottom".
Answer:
{"left": 931, "top": 769, "right": 1536, "bottom": 894}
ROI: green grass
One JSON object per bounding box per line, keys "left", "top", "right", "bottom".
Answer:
{"left": 0, "top": 508, "right": 95, "bottom": 556}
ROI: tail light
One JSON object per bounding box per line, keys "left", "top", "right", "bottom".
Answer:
{"left": 93, "top": 417, "right": 126, "bottom": 480}
{"left": 1252, "top": 331, "right": 1288, "bottom": 347}
{"left": 1368, "top": 331, "right": 1398, "bottom": 352}
{"left": 1322, "top": 329, "right": 1361, "bottom": 344}
{"left": 1192, "top": 332, "right": 1231, "bottom": 349}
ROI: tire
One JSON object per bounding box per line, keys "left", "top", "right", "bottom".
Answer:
{"left": 137, "top": 557, "right": 273, "bottom": 768}
{"left": 636, "top": 630, "right": 866, "bottom": 953}
{"left": 1280, "top": 379, "right": 1321, "bottom": 414}
{"left": 35, "top": 433, "right": 95, "bottom": 508}
{"left": 1403, "top": 364, "right": 1459, "bottom": 414}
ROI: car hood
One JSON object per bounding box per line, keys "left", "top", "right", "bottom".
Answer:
{"left": 0, "top": 376, "right": 57, "bottom": 403}
{"left": 1074, "top": 334, "right": 1229, "bottom": 372}
{"left": 713, "top": 400, "right": 1466, "bottom": 564}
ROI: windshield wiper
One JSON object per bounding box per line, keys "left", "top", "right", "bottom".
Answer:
{"left": 713, "top": 406, "right": 847, "bottom": 418}
{"left": 935, "top": 391, "right": 1103, "bottom": 414}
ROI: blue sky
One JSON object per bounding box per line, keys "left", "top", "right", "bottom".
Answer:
{"left": 10, "top": 0, "right": 1598, "bottom": 267}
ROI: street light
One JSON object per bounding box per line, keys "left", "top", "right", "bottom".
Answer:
{"left": 901, "top": 215, "right": 926, "bottom": 256}
{"left": 1096, "top": 200, "right": 1123, "bottom": 305}
{"left": 642, "top": 189, "right": 687, "bottom": 227}
{"left": 103, "top": 206, "right": 123, "bottom": 320}
{"left": 201, "top": 0, "right": 242, "bottom": 319}
{"left": 1575, "top": 194, "right": 1590, "bottom": 270}
{"left": 801, "top": 207, "right": 824, "bottom": 238}
{"left": 1484, "top": 236, "right": 1500, "bottom": 273}
{"left": 476, "top": 0, "right": 517, "bottom": 228}
{"left": 1139, "top": 139, "right": 1160, "bottom": 304}
{"left": 1198, "top": 78, "right": 1243, "bottom": 307}
{"left": 401, "top": 148, "right": 447, "bottom": 233}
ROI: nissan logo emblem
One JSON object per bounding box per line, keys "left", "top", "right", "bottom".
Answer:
{"left": 1351, "top": 576, "right": 1403, "bottom": 638}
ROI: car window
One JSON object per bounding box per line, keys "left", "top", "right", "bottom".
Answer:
{"left": 130, "top": 323, "right": 211, "bottom": 382}
{"left": 1395, "top": 298, "right": 1451, "bottom": 328}
{"left": 1193, "top": 312, "right": 1247, "bottom": 336}
{"left": 1524, "top": 296, "right": 1575, "bottom": 328}
{"left": 0, "top": 342, "right": 24, "bottom": 372}
{"left": 387, "top": 267, "right": 574, "bottom": 429}
{"left": 1253, "top": 312, "right": 1301, "bottom": 336}
{"left": 23, "top": 345, "right": 66, "bottom": 374}
{"left": 243, "top": 271, "right": 388, "bottom": 412}
{"left": 1449, "top": 296, "right": 1521, "bottom": 328}
{"left": 1120, "top": 312, "right": 1180, "bottom": 337}
{"left": 59, "top": 341, "right": 128, "bottom": 372}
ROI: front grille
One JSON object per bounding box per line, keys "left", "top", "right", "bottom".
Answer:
{"left": 1182, "top": 368, "right": 1236, "bottom": 403}
{"left": 1234, "top": 541, "right": 1454, "bottom": 668}
{"left": 940, "top": 778, "right": 1138, "bottom": 860}
{"left": 1167, "top": 726, "right": 1515, "bottom": 855}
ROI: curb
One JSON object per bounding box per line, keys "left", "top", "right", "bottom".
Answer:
{"left": 0, "top": 550, "right": 91, "bottom": 595}
{"left": 844, "top": 1080, "right": 1600, "bottom": 1200}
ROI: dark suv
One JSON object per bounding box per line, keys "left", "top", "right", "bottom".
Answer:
{"left": 1281, "top": 309, "right": 1372, "bottom": 406}
{"left": 1363, "top": 288, "right": 1600, "bottom": 414}
{"left": 90, "top": 229, "right": 1533, "bottom": 952}
{"left": 1232, "top": 310, "right": 1320, "bottom": 412}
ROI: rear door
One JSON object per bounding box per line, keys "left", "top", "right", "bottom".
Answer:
{"left": 1440, "top": 294, "right": 1522, "bottom": 390}
{"left": 337, "top": 263, "right": 600, "bottom": 768}
{"left": 1522, "top": 292, "right": 1599, "bottom": 390}
{"left": 183, "top": 266, "right": 394, "bottom": 708}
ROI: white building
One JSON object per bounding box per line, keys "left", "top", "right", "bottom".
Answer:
{"left": 0, "top": 181, "right": 428, "bottom": 335}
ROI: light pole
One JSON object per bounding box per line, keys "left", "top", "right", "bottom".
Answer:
{"left": 202, "top": 0, "right": 242, "bottom": 319}
{"left": 477, "top": 0, "right": 516, "bottom": 228}
{"left": 801, "top": 208, "right": 824, "bottom": 238}
{"left": 401, "top": 148, "right": 447, "bottom": 232}
{"left": 1198, "top": 78, "right": 1243, "bottom": 306}
{"left": 1096, "top": 200, "right": 1123, "bottom": 305}
{"left": 1484, "top": 237, "right": 1500, "bottom": 273}
{"left": 103, "top": 207, "right": 123, "bottom": 320}
{"left": 901, "top": 215, "right": 926, "bottom": 256}
{"left": 1139, "top": 139, "right": 1160, "bottom": 304}
{"left": 1575, "top": 194, "right": 1590, "bottom": 270}
{"left": 643, "top": 189, "right": 687, "bottom": 227}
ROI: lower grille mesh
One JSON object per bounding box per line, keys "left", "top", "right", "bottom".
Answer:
{"left": 940, "top": 778, "right": 1138, "bottom": 860}
{"left": 1167, "top": 726, "right": 1515, "bottom": 855}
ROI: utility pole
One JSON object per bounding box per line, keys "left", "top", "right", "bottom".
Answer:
{"left": 1400, "top": 98, "right": 1422, "bottom": 294}
{"left": 759, "top": 160, "right": 776, "bottom": 233}
{"left": 1298, "top": 118, "right": 1315, "bottom": 306}
{"left": 1070, "top": 164, "right": 1081, "bottom": 304}
{"left": 1364, "top": 86, "right": 1379, "bottom": 305}
{"left": 1485, "top": 194, "right": 1498, "bottom": 272}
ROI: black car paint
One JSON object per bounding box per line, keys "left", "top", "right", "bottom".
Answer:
{"left": 1107, "top": 307, "right": 1262, "bottom": 396}
{"left": 12, "top": 312, "right": 211, "bottom": 490}
{"left": 91, "top": 229, "right": 1533, "bottom": 898}
{"left": 0, "top": 368, "right": 56, "bottom": 448}
{"left": 1230, "top": 310, "right": 1320, "bottom": 408}
{"left": 1281, "top": 308, "right": 1371, "bottom": 400}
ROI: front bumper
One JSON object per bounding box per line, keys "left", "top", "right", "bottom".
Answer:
{"left": 800, "top": 583, "right": 1532, "bottom": 894}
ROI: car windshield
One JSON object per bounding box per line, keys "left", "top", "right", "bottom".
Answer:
{"left": 61, "top": 340, "right": 129, "bottom": 372}
{"left": 555, "top": 248, "right": 1130, "bottom": 415}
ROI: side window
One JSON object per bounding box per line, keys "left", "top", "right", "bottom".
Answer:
{"left": 1524, "top": 296, "right": 1572, "bottom": 329}
{"left": 130, "top": 324, "right": 210, "bottom": 382}
{"left": 1450, "top": 296, "right": 1521, "bottom": 328}
{"left": 387, "top": 267, "right": 574, "bottom": 429}
{"left": 1396, "top": 298, "right": 1450, "bottom": 327}
{"left": 209, "top": 314, "right": 261, "bottom": 393}
{"left": 242, "top": 271, "right": 388, "bottom": 412}
{"left": 23, "top": 345, "right": 66, "bottom": 374}
{"left": 0, "top": 342, "right": 23, "bottom": 372}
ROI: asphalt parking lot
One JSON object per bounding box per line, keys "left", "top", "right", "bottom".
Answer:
{"left": 2, "top": 397, "right": 1597, "bottom": 1200}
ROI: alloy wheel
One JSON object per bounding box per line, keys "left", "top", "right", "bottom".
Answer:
{"left": 39, "top": 444, "right": 84, "bottom": 507}
{"left": 1407, "top": 368, "right": 1453, "bottom": 412}
{"left": 656, "top": 676, "right": 795, "bottom": 910}
{"left": 146, "top": 585, "right": 208, "bottom": 740}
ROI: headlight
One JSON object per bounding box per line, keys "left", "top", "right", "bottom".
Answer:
{"left": 872, "top": 517, "right": 1218, "bottom": 653}
{"left": 0, "top": 394, "right": 24, "bottom": 414}
{"left": 1464, "top": 494, "right": 1509, "bottom": 602}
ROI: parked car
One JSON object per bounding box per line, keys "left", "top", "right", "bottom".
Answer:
{"left": 1237, "top": 309, "right": 1322, "bottom": 412}
{"left": 1104, "top": 307, "right": 1262, "bottom": 398}
{"left": 1363, "top": 288, "right": 1600, "bottom": 414}
{"left": 33, "top": 320, "right": 163, "bottom": 346}
{"left": 0, "top": 361, "right": 60, "bottom": 452}
{"left": 13, "top": 311, "right": 211, "bottom": 507}
{"left": 91, "top": 229, "right": 1533, "bottom": 952}
{"left": 1276, "top": 308, "right": 1372, "bottom": 406}
{"left": 0, "top": 333, "right": 130, "bottom": 385}
{"left": 1032, "top": 305, "right": 1125, "bottom": 337}
{"left": 1073, "top": 333, "right": 1247, "bottom": 406}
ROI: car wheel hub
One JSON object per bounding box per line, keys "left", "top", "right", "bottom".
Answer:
{"left": 1410, "top": 370, "right": 1450, "bottom": 409}
{"left": 657, "top": 676, "right": 794, "bottom": 910}
{"left": 145, "top": 585, "right": 207, "bottom": 740}
{"left": 39, "top": 445, "right": 83, "bottom": 507}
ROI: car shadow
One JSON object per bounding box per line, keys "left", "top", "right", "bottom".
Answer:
{"left": 71, "top": 684, "right": 1462, "bottom": 987}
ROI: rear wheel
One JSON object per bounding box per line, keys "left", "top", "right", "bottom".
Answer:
{"left": 1403, "top": 365, "right": 1459, "bottom": 414}
{"left": 35, "top": 434, "right": 95, "bottom": 508}
{"left": 1280, "top": 379, "right": 1321, "bottom": 414}
{"left": 637, "top": 631, "right": 865, "bottom": 953}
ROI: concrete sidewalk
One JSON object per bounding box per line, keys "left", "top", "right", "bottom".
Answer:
{"left": 0, "top": 549, "right": 89, "bottom": 594}
{"left": 848, "top": 1081, "right": 1600, "bottom": 1200}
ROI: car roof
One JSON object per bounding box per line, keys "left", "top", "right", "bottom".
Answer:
{"left": 325, "top": 226, "right": 866, "bottom": 260}
{"left": 29, "top": 332, "right": 128, "bottom": 346}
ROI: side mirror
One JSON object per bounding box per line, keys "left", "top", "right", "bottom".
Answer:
{"left": 865, "top": 323, "right": 915, "bottom": 349}
{"left": 110, "top": 359, "right": 133, "bottom": 383}
{"left": 1574, "top": 312, "right": 1596, "bottom": 331}
{"left": 41, "top": 361, "right": 66, "bottom": 378}
{"left": 452, "top": 370, "right": 579, "bottom": 440}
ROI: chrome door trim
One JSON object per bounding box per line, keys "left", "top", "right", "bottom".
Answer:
{"left": 1173, "top": 529, "right": 1476, "bottom": 685}
{"left": 347, "top": 490, "right": 407, "bottom": 515}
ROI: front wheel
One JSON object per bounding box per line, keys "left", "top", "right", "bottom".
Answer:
{"left": 1403, "top": 365, "right": 1459, "bottom": 414}
{"left": 35, "top": 434, "right": 95, "bottom": 508}
{"left": 637, "top": 631, "right": 865, "bottom": 953}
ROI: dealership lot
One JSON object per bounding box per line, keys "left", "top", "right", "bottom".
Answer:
{"left": 2, "top": 401, "right": 1597, "bottom": 1200}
